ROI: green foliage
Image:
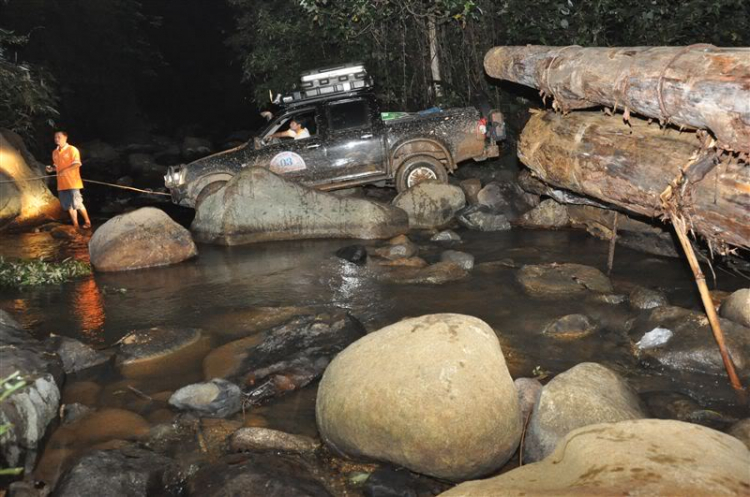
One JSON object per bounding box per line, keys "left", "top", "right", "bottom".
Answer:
{"left": 0, "top": 370, "right": 26, "bottom": 477}
{"left": 0, "top": 28, "right": 58, "bottom": 139}
{"left": 0, "top": 257, "right": 91, "bottom": 288}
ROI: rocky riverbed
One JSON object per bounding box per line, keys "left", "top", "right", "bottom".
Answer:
{"left": 2, "top": 220, "right": 749, "bottom": 495}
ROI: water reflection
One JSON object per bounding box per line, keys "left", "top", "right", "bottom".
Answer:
{"left": 72, "top": 277, "right": 106, "bottom": 344}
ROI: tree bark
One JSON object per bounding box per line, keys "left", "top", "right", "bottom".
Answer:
{"left": 484, "top": 45, "right": 750, "bottom": 153}
{"left": 428, "top": 16, "right": 443, "bottom": 98}
{"left": 518, "top": 111, "right": 750, "bottom": 250}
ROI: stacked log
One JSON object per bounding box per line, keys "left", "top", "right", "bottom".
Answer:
{"left": 518, "top": 111, "right": 750, "bottom": 250}
{"left": 484, "top": 46, "right": 750, "bottom": 153}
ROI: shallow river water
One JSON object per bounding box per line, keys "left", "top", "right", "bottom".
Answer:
{"left": 1, "top": 226, "right": 748, "bottom": 487}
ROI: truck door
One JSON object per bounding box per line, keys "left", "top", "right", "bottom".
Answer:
{"left": 320, "top": 97, "right": 386, "bottom": 184}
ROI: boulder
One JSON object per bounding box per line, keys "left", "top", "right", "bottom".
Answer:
{"left": 524, "top": 362, "right": 646, "bottom": 462}
{"left": 455, "top": 205, "right": 511, "bottom": 231}
{"left": 392, "top": 181, "right": 466, "bottom": 229}
{"left": 441, "top": 419, "right": 750, "bottom": 496}
{"left": 115, "top": 327, "right": 208, "bottom": 379}
{"left": 89, "top": 207, "right": 198, "bottom": 271}
{"left": 516, "top": 263, "right": 613, "bottom": 297}
{"left": 0, "top": 311, "right": 63, "bottom": 473}
{"left": 459, "top": 178, "right": 482, "bottom": 204}
{"left": 729, "top": 418, "right": 750, "bottom": 450}
{"left": 316, "top": 314, "right": 522, "bottom": 481}
{"left": 335, "top": 244, "right": 368, "bottom": 265}
{"left": 202, "top": 312, "right": 366, "bottom": 406}
{"left": 47, "top": 335, "right": 110, "bottom": 374}
{"left": 629, "top": 286, "right": 669, "bottom": 310}
{"left": 720, "top": 288, "right": 750, "bottom": 328}
{"left": 53, "top": 446, "right": 180, "bottom": 497}
{"left": 54, "top": 408, "right": 151, "bottom": 446}
{"left": 476, "top": 181, "right": 537, "bottom": 220}
{"left": 192, "top": 167, "right": 408, "bottom": 245}
{"left": 514, "top": 377, "right": 542, "bottom": 422}
{"left": 629, "top": 306, "right": 750, "bottom": 378}
{"left": 0, "top": 130, "right": 62, "bottom": 230}
{"left": 187, "top": 453, "right": 331, "bottom": 497}
{"left": 430, "top": 230, "right": 461, "bottom": 242}
{"left": 372, "top": 235, "right": 419, "bottom": 260}
{"left": 542, "top": 314, "right": 599, "bottom": 339}
{"left": 181, "top": 136, "right": 213, "bottom": 161}
{"left": 440, "top": 250, "right": 474, "bottom": 271}
{"left": 230, "top": 427, "right": 319, "bottom": 454}
{"left": 518, "top": 199, "right": 570, "bottom": 228}
{"left": 199, "top": 306, "right": 315, "bottom": 338}
{"left": 127, "top": 153, "right": 164, "bottom": 176}
{"left": 376, "top": 261, "right": 468, "bottom": 285}
{"left": 80, "top": 140, "right": 119, "bottom": 163}
{"left": 169, "top": 379, "right": 242, "bottom": 418}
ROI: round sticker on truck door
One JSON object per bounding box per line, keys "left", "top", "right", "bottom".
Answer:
{"left": 270, "top": 151, "right": 307, "bottom": 173}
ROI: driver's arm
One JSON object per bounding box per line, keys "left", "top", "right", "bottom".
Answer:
{"left": 269, "top": 129, "right": 295, "bottom": 139}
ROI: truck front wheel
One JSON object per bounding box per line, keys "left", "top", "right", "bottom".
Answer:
{"left": 195, "top": 180, "right": 227, "bottom": 208}
{"left": 395, "top": 156, "right": 448, "bottom": 193}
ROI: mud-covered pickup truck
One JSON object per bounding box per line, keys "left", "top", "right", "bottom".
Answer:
{"left": 165, "top": 67, "right": 504, "bottom": 207}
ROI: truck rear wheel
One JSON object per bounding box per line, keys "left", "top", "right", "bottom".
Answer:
{"left": 195, "top": 180, "right": 227, "bottom": 207}
{"left": 395, "top": 156, "right": 448, "bottom": 193}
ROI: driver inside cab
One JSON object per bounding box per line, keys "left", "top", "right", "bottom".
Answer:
{"left": 269, "top": 118, "right": 310, "bottom": 140}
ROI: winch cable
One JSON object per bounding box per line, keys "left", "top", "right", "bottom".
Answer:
{"left": 0, "top": 163, "right": 172, "bottom": 196}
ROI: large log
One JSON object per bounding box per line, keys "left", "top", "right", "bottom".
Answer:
{"left": 518, "top": 111, "right": 750, "bottom": 250}
{"left": 485, "top": 46, "right": 750, "bottom": 153}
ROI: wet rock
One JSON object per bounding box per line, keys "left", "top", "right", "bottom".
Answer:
{"left": 169, "top": 379, "right": 242, "bottom": 418}
{"left": 154, "top": 144, "right": 182, "bottom": 165}
{"left": 230, "top": 427, "right": 319, "bottom": 454}
{"left": 192, "top": 167, "right": 408, "bottom": 244}
{"left": 459, "top": 178, "right": 482, "bottom": 204}
{"left": 61, "top": 403, "right": 91, "bottom": 425}
{"left": 392, "top": 182, "right": 466, "bottom": 229}
{"left": 89, "top": 207, "right": 198, "bottom": 271}
{"left": 61, "top": 381, "right": 101, "bottom": 407}
{"left": 373, "top": 256, "right": 428, "bottom": 268}
{"left": 56, "top": 408, "right": 151, "bottom": 446}
{"left": 642, "top": 391, "right": 734, "bottom": 429}
{"left": 203, "top": 312, "right": 366, "bottom": 406}
{"left": 0, "top": 130, "right": 62, "bottom": 230}
{"left": 181, "top": 136, "right": 213, "bottom": 161}
{"left": 0, "top": 312, "right": 63, "bottom": 473}
{"left": 629, "top": 286, "right": 668, "bottom": 310}
{"left": 720, "top": 288, "right": 750, "bottom": 328}
{"left": 518, "top": 199, "right": 570, "bottom": 228}
{"left": 316, "top": 314, "right": 522, "bottom": 481}
{"left": 53, "top": 446, "right": 181, "bottom": 497}
{"left": 542, "top": 314, "right": 599, "bottom": 339}
{"left": 516, "top": 263, "right": 614, "bottom": 297}
{"left": 628, "top": 306, "right": 750, "bottom": 378}
{"left": 476, "top": 181, "right": 537, "bottom": 220}
{"left": 524, "top": 362, "right": 646, "bottom": 463}
{"left": 728, "top": 418, "right": 750, "bottom": 449}
{"left": 202, "top": 306, "right": 316, "bottom": 338}
{"left": 335, "top": 244, "right": 368, "bottom": 265}
{"left": 81, "top": 140, "right": 119, "bottom": 163}
{"left": 116, "top": 327, "right": 209, "bottom": 379}
{"left": 376, "top": 261, "right": 468, "bottom": 285}
{"left": 362, "top": 466, "right": 450, "bottom": 497}
{"left": 187, "top": 453, "right": 331, "bottom": 497}
{"left": 430, "top": 229, "right": 461, "bottom": 242}
{"left": 456, "top": 204, "right": 511, "bottom": 231}
{"left": 47, "top": 335, "right": 109, "bottom": 374}
{"left": 443, "top": 419, "right": 750, "bottom": 496}
{"left": 593, "top": 293, "right": 628, "bottom": 305}
{"left": 514, "top": 377, "right": 542, "bottom": 422}
{"left": 127, "top": 153, "right": 161, "bottom": 175}
{"left": 373, "top": 235, "right": 419, "bottom": 260}
{"left": 440, "top": 250, "right": 474, "bottom": 271}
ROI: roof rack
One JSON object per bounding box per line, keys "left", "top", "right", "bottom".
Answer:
{"left": 280, "top": 62, "right": 373, "bottom": 107}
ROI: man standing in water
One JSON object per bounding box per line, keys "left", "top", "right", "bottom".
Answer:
{"left": 46, "top": 131, "right": 91, "bottom": 229}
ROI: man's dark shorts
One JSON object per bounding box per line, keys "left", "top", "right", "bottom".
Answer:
{"left": 59, "top": 189, "right": 84, "bottom": 210}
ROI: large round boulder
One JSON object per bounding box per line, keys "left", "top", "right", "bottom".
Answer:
{"left": 442, "top": 419, "right": 750, "bottom": 496}
{"left": 524, "top": 362, "right": 646, "bottom": 462}
{"left": 316, "top": 314, "right": 522, "bottom": 481}
{"left": 89, "top": 207, "right": 198, "bottom": 271}
{"left": 392, "top": 182, "right": 466, "bottom": 229}
{"left": 192, "top": 167, "right": 408, "bottom": 244}
{"left": 720, "top": 288, "right": 750, "bottom": 328}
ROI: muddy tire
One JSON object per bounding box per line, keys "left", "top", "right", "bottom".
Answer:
{"left": 195, "top": 180, "right": 227, "bottom": 207}
{"left": 395, "top": 156, "right": 448, "bottom": 193}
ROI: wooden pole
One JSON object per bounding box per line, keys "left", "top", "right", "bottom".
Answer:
{"left": 667, "top": 211, "right": 743, "bottom": 391}
{"left": 607, "top": 212, "right": 618, "bottom": 275}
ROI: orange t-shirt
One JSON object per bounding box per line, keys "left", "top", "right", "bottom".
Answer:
{"left": 52, "top": 144, "right": 84, "bottom": 191}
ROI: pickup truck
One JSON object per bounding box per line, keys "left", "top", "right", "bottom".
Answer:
{"left": 165, "top": 89, "right": 505, "bottom": 208}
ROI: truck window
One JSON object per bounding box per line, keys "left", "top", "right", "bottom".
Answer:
{"left": 328, "top": 99, "right": 370, "bottom": 132}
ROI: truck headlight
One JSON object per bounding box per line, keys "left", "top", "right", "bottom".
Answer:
{"left": 165, "top": 166, "right": 185, "bottom": 187}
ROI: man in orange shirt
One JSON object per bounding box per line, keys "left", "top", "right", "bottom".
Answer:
{"left": 46, "top": 131, "right": 91, "bottom": 229}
